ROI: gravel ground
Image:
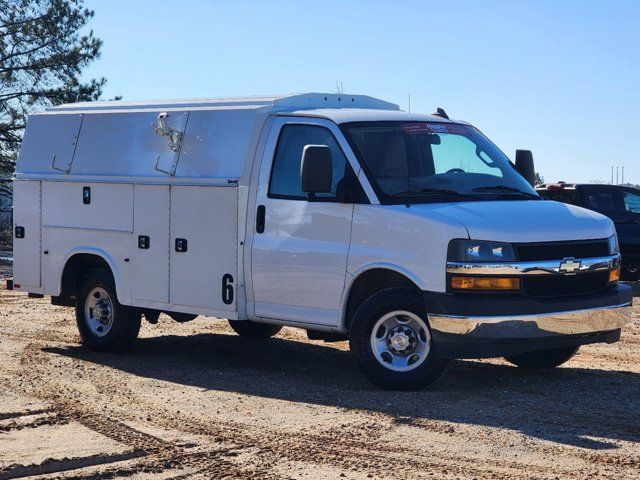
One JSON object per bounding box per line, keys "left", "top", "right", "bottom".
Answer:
{"left": 0, "top": 282, "right": 639, "bottom": 479}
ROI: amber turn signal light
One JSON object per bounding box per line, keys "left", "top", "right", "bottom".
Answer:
{"left": 451, "top": 276, "right": 521, "bottom": 291}
{"left": 608, "top": 268, "right": 621, "bottom": 283}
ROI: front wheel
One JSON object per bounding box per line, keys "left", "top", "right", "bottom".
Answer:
{"left": 349, "top": 289, "right": 449, "bottom": 390}
{"left": 75, "top": 270, "right": 141, "bottom": 351}
{"left": 228, "top": 320, "right": 282, "bottom": 339}
{"left": 505, "top": 346, "right": 579, "bottom": 369}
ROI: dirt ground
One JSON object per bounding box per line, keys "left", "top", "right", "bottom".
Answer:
{"left": 0, "top": 280, "right": 639, "bottom": 479}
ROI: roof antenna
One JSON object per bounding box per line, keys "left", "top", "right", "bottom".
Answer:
{"left": 408, "top": 93, "right": 411, "bottom": 116}
{"left": 432, "top": 107, "right": 449, "bottom": 119}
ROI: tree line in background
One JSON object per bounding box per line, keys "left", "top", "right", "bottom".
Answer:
{"left": 0, "top": 0, "right": 109, "bottom": 244}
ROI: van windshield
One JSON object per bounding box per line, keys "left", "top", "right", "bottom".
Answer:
{"left": 341, "top": 122, "right": 539, "bottom": 204}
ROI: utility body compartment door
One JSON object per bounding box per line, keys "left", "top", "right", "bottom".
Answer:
{"left": 12, "top": 180, "right": 42, "bottom": 290}
{"left": 133, "top": 185, "right": 170, "bottom": 304}
{"left": 42, "top": 182, "right": 133, "bottom": 232}
{"left": 169, "top": 186, "right": 238, "bottom": 312}
{"left": 16, "top": 114, "right": 83, "bottom": 174}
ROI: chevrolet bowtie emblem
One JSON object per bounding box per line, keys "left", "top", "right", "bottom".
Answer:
{"left": 559, "top": 258, "right": 581, "bottom": 273}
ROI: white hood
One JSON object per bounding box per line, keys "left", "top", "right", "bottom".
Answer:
{"left": 412, "top": 200, "right": 615, "bottom": 243}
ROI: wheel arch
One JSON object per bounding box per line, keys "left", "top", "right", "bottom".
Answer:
{"left": 340, "top": 264, "right": 424, "bottom": 332}
{"left": 56, "top": 248, "right": 125, "bottom": 303}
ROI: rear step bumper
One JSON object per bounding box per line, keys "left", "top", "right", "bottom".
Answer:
{"left": 5, "top": 279, "right": 44, "bottom": 298}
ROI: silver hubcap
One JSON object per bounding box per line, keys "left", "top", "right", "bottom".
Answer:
{"left": 370, "top": 310, "right": 431, "bottom": 372}
{"left": 84, "top": 287, "right": 114, "bottom": 337}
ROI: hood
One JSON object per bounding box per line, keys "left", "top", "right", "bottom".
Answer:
{"left": 409, "top": 200, "right": 615, "bottom": 243}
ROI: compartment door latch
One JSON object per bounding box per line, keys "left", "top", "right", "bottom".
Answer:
{"left": 154, "top": 112, "right": 189, "bottom": 176}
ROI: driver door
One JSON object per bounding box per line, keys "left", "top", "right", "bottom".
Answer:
{"left": 250, "top": 118, "right": 364, "bottom": 326}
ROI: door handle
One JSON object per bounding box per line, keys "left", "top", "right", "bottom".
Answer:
{"left": 175, "top": 238, "right": 188, "bottom": 252}
{"left": 138, "top": 235, "right": 150, "bottom": 249}
{"left": 256, "top": 205, "right": 266, "bottom": 234}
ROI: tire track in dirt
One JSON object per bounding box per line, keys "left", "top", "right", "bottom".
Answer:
{"left": 0, "top": 411, "right": 67, "bottom": 433}
{"left": 3, "top": 289, "right": 639, "bottom": 480}
{"left": 8, "top": 341, "right": 520, "bottom": 480}
{"left": 3, "top": 341, "right": 288, "bottom": 479}
{"left": 15, "top": 341, "right": 635, "bottom": 480}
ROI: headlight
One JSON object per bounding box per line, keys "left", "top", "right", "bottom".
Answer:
{"left": 448, "top": 239, "right": 516, "bottom": 262}
{"left": 607, "top": 234, "right": 619, "bottom": 255}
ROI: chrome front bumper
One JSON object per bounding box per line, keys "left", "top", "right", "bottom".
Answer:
{"left": 428, "top": 302, "right": 633, "bottom": 340}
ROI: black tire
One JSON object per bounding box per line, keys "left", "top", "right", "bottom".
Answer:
{"left": 505, "top": 346, "right": 579, "bottom": 369}
{"left": 348, "top": 288, "right": 449, "bottom": 390}
{"left": 75, "top": 269, "right": 141, "bottom": 351}
{"left": 143, "top": 310, "right": 160, "bottom": 324}
{"left": 228, "top": 320, "right": 282, "bottom": 339}
{"left": 168, "top": 312, "right": 198, "bottom": 323}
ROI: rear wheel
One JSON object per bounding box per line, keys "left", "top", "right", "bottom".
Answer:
{"left": 505, "top": 346, "right": 579, "bottom": 369}
{"left": 75, "top": 270, "right": 141, "bottom": 351}
{"left": 349, "top": 288, "right": 449, "bottom": 390}
{"left": 228, "top": 320, "right": 282, "bottom": 339}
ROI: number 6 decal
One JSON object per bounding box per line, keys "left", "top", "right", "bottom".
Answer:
{"left": 222, "top": 274, "right": 234, "bottom": 305}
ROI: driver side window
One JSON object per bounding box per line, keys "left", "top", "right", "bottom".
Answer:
{"left": 268, "top": 124, "right": 366, "bottom": 202}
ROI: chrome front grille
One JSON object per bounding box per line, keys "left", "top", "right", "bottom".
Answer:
{"left": 515, "top": 240, "right": 609, "bottom": 262}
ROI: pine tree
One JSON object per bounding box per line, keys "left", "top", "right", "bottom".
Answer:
{"left": 1, "top": 0, "right": 108, "bottom": 205}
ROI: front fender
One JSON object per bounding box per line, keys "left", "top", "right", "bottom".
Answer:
{"left": 338, "top": 262, "right": 427, "bottom": 331}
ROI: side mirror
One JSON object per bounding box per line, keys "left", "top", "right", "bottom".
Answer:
{"left": 301, "top": 145, "right": 332, "bottom": 195}
{"left": 515, "top": 150, "right": 535, "bottom": 187}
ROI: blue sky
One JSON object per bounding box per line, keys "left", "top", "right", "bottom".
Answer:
{"left": 82, "top": 0, "right": 639, "bottom": 184}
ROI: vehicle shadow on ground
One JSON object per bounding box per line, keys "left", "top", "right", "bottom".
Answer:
{"left": 627, "top": 281, "right": 640, "bottom": 296}
{"left": 45, "top": 332, "right": 640, "bottom": 450}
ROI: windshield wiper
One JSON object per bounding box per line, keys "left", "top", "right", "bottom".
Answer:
{"left": 389, "top": 188, "right": 477, "bottom": 199}
{"left": 472, "top": 185, "right": 540, "bottom": 199}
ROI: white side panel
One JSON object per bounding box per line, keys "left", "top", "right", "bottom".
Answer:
{"left": 12, "top": 181, "right": 41, "bottom": 290}
{"left": 133, "top": 185, "right": 170, "bottom": 303}
{"left": 177, "top": 109, "right": 259, "bottom": 179}
{"left": 170, "top": 186, "right": 238, "bottom": 312}
{"left": 42, "top": 182, "right": 133, "bottom": 232}
{"left": 42, "top": 228, "right": 132, "bottom": 304}
{"left": 16, "top": 114, "right": 83, "bottom": 174}
{"left": 70, "top": 112, "right": 180, "bottom": 178}
{"left": 18, "top": 109, "right": 261, "bottom": 182}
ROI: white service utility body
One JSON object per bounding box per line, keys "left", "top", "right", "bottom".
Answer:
{"left": 12, "top": 93, "right": 633, "bottom": 389}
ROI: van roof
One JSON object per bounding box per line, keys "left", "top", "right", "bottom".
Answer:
{"left": 284, "top": 108, "right": 462, "bottom": 124}
{"left": 45, "top": 93, "right": 400, "bottom": 114}
{"left": 46, "top": 93, "right": 463, "bottom": 124}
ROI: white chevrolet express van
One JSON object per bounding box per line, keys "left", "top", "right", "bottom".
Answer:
{"left": 11, "top": 93, "right": 633, "bottom": 389}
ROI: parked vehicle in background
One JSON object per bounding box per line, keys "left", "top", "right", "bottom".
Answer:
{"left": 537, "top": 183, "right": 640, "bottom": 280}
{"left": 10, "top": 93, "right": 633, "bottom": 390}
